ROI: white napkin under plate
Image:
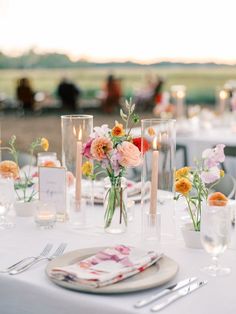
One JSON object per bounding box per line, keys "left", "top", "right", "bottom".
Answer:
{"left": 50, "top": 245, "right": 160, "bottom": 288}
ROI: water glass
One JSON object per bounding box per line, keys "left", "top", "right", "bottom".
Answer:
{"left": 200, "top": 201, "right": 231, "bottom": 276}
{"left": 0, "top": 174, "right": 15, "bottom": 229}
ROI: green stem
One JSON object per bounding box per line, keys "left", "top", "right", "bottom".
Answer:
{"left": 186, "top": 197, "right": 197, "bottom": 231}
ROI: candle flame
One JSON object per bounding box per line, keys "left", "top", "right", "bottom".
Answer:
{"left": 153, "top": 136, "right": 158, "bottom": 150}
{"left": 78, "top": 128, "right": 82, "bottom": 141}
{"left": 73, "top": 126, "right": 77, "bottom": 136}
{"left": 176, "top": 90, "right": 185, "bottom": 99}
{"left": 219, "top": 90, "right": 228, "bottom": 100}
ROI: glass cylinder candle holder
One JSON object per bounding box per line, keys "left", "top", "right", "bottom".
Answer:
{"left": 61, "top": 115, "right": 93, "bottom": 174}
{"left": 141, "top": 119, "right": 176, "bottom": 242}
{"left": 61, "top": 115, "right": 93, "bottom": 212}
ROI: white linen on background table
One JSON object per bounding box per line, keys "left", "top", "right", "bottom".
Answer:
{"left": 1, "top": 200, "right": 236, "bottom": 314}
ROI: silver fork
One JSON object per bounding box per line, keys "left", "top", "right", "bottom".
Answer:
{"left": 0, "top": 243, "right": 53, "bottom": 274}
{"left": 9, "top": 243, "right": 67, "bottom": 275}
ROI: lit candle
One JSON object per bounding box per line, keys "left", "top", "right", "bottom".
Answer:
{"left": 149, "top": 137, "right": 159, "bottom": 216}
{"left": 37, "top": 211, "right": 55, "bottom": 221}
{"left": 75, "top": 128, "right": 82, "bottom": 202}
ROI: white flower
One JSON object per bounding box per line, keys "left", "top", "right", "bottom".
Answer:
{"left": 91, "top": 124, "right": 110, "bottom": 138}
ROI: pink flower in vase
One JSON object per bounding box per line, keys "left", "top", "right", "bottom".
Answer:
{"left": 110, "top": 150, "right": 122, "bottom": 176}
{"left": 201, "top": 166, "right": 220, "bottom": 184}
{"left": 117, "top": 141, "right": 141, "bottom": 167}
{"left": 202, "top": 144, "right": 225, "bottom": 168}
{"left": 82, "top": 138, "right": 93, "bottom": 159}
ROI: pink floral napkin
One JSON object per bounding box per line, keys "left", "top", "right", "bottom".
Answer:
{"left": 50, "top": 245, "right": 160, "bottom": 288}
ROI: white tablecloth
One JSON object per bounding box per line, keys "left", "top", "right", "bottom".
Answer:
{"left": 1, "top": 201, "right": 236, "bottom": 314}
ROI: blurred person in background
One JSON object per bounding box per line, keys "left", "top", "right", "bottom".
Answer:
{"left": 101, "top": 74, "right": 122, "bottom": 113}
{"left": 57, "top": 78, "right": 81, "bottom": 112}
{"left": 16, "top": 77, "right": 35, "bottom": 112}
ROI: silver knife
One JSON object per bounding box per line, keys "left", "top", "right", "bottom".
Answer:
{"left": 134, "top": 277, "right": 197, "bottom": 308}
{"left": 151, "top": 280, "right": 208, "bottom": 312}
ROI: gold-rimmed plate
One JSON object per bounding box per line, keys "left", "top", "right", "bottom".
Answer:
{"left": 46, "top": 247, "right": 179, "bottom": 294}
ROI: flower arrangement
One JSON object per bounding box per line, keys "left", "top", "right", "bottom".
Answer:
{"left": 174, "top": 144, "right": 226, "bottom": 232}
{"left": 0, "top": 135, "right": 49, "bottom": 202}
{"left": 82, "top": 99, "right": 149, "bottom": 230}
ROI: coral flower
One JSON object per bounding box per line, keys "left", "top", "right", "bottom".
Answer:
{"left": 0, "top": 160, "right": 19, "bottom": 179}
{"left": 42, "top": 160, "right": 59, "bottom": 167}
{"left": 175, "top": 167, "right": 190, "bottom": 181}
{"left": 208, "top": 192, "right": 228, "bottom": 206}
{"left": 117, "top": 141, "right": 141, "bottom": 167}
{"left": 175, "top": 178, "right": 192, "bottom": 195}
{"left": 111, "top": 122, "right": 125, "bottom": 137}
{"left": 90, "top": 137, "right": 113, "bottom": 160}
{"left": 41, "top": 138, "right": 49, "bottom": 151}
{"left": 132, "top": 137, "right": 150, "bottom": 154}
{"left": 82, "top": 161, "right": 93, "bottom": 176}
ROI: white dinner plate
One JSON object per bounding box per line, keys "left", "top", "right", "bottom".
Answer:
{"left": 46, "top": 247, "right": 179, "bottom": 294}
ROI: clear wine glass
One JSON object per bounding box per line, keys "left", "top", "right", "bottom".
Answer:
{"left": 0, "top": 174, "right": 15, "bottom": 230}
{"left": 200, "top": 200, "right": 231, "bottom": 276}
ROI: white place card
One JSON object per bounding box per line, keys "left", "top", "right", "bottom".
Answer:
{"left": 39, "top": 167, "right": 67, "bottom": 217}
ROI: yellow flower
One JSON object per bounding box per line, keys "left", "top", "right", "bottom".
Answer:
{"left": 175, "top": 178, "right": 192, "bottom": 195}
{"left": 175, "top": 167, "right": 190, "bottom": 181}
{"left": 111, "top": 122, "right": 125, "bottom": 137}
{"left": 41, "top": 138, "right": 49, "bottom": 151}
{"left": 82, "top": 161, "right": 93, "bottom": 176}
{"left": 220, "top": 169, "right": 225, "bottom": 177}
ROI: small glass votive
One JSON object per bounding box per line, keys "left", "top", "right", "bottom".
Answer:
{"left": 69, "top": 196, "right": 86, "bottom": 228}
{"left": 34, "top": 201, "right": 56, "bottom": 229}
{"left": 37, "top": 152, "right": 61, "bottom": 167}
{"left": 142, "top": 212, "right": 161, "bottom": 252}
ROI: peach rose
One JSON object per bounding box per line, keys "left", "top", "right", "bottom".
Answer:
{"left": 0, "top": 160, "right": 19, "bottom": 179}
{"left": 117, "top": 141, "right": 141, "bottom": 167}
{"left": 90, "top": 136, "right": 113, "bottom": 160}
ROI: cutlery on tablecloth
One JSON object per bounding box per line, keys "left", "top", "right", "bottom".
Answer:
{"left": 150, "top": 280, "right": 208, "bottom": 312}
{"left": 0, "top": 243, "right": 53, "bottom": 274}
{"left": 134, "top": 277, "right": 197, "bottom": 308}
{"left": 9, "top": 243, "right": 67, "bottom": 275}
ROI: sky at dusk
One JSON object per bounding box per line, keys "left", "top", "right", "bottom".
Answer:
{"left": 1, "top": 0, "right": 236, "bottom": 64}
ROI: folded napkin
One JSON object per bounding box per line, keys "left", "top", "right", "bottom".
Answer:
{"left": 50, "top": 245, "right": 160, "bottom": 288}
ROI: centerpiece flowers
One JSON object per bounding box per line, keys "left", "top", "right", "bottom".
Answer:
{"left": 0, "top": 135, "right": 49, "bottom": 202}
{"left": 82, "top": 99, "right": 149, "bottom": 232}
{"left": 174, "top": 144, "right": 227, "bottom": 232}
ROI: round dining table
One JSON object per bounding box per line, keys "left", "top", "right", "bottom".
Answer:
{"left": 0, "top": 197, "right": 236, "bottom": 314}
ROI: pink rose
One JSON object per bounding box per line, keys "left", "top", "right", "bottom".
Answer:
{"left": 117, "top": 141, "right": 141, "bottom": 167}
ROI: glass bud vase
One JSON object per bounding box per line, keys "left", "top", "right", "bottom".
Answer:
{"left": 104, "top": 177, "right": 127, "bottom": 234}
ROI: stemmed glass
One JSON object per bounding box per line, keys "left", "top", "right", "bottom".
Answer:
{"left": 0, "top": 174, "right": 15, "bottom": 229}
{"left": 200, "top": 200, "right": 231, "bottom": 276}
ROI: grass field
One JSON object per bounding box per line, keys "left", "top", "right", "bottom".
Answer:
{"left": 1, "top": 66, "right": 236, "bottom": 104}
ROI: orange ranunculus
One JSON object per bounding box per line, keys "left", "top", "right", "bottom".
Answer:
{"left": 90, "top": 136, "right": 113, "bottom": 160}
{"left": 111, "top": 122, "right": 125, "bottom": 137}
{"left": 175, "top": 167, "right": 191, "bottom": 181}
{"left": 0, "top": 160, "right": 19, "bottom": 179}
{"left": 42, "top": 160, "right": 58, "bottom": 167}
{"left": 41, "top": 138, "right": 49, "bottom": 151}
{"left": 208, "top": 192, "right": 228, "bottom": 206}
{"left": 175, "top": 177, "right": 192, "bottom": 195}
